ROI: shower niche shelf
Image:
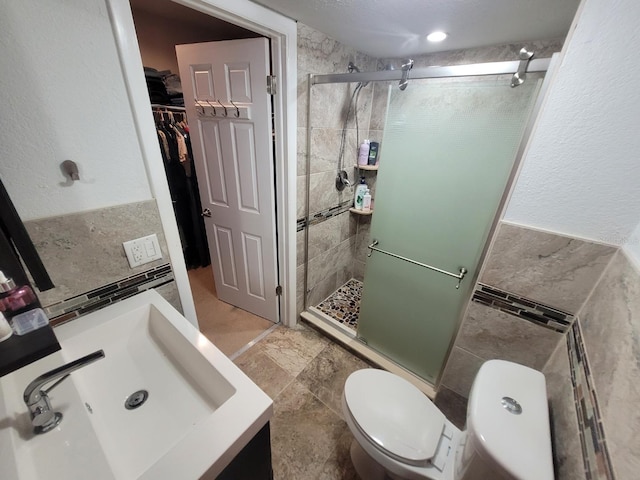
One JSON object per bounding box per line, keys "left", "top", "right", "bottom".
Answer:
{"left": 354, "top": 164, "right": 378, "bottom": 171}
{"left": 349, "top": 208, "right": 373, "bottom": 216}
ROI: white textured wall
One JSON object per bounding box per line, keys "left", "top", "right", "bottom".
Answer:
{"left": 505, "top": 0, "right": 640, "bottom": 246}
{"left": 0, "top": 0, "right": 151, "bottom": 221}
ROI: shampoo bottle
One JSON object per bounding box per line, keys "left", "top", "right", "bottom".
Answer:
{"left": 354, "top": 177, "right": 368, "bottom": 210}
{"left": 362, "top": 189, "right": 372, "bottom": 212}
{"left": 358, "top": 140, "right": 370, "bottom": 166}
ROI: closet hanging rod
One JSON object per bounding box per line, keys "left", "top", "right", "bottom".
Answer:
{"left": 367, "top": 239, "right": 468, "bottom": 289}
{"left": 150, "top": 104, "right": 186, "bottom": 111}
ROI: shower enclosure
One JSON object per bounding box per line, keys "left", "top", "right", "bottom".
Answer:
{"left": 301, "top": 55, "right": 554, "bottom": 386}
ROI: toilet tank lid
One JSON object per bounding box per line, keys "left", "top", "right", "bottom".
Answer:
{"left": 467, "top": 360, "right": 554, "bottom": 480}
{"left": 344, "top": 369, "right": 445, "bottom": 465}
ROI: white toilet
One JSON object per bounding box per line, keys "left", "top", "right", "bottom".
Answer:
{"left": 342, "top": 360, "right": 554, "bottom": 480}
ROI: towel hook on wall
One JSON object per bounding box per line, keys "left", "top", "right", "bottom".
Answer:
{"left": 61, "top": 160, "right": 80, "bottom": 182}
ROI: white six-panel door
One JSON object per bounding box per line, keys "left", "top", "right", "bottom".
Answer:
{"left": 176, "top": 38, "right": 278, "bottom": 322}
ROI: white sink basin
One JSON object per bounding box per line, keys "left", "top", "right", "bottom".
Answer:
{"left": 0, "top": 290, "right": 273, "bottom": 479}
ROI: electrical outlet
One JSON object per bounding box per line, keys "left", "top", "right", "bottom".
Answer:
{"left": 123, "top": 234, "right": 163, "bottom": 268}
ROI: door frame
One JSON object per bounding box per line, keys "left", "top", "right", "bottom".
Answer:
{"left": 106, "top": 0, "right": 297, "bottom": 327}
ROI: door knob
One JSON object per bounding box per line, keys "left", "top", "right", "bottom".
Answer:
{"left": 201, "top": 208, "right": 212, "bottom": 217}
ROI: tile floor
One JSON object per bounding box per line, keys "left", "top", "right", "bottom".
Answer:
{"left": 187, "top": 267, "right": 467, "bottom": 478}
{"left": 234, "top": 321, "right": 468, "bottom": 479}
{"left": 188, "top": 267, "right": 275, "bottom": 356}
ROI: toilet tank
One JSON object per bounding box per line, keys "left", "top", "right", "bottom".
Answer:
{"left": 455, "top": 360, "right": 554, "bottom": 480}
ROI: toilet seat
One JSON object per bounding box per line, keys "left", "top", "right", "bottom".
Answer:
{"left": 344, "top": 369, "right": 446, "bottom": 467}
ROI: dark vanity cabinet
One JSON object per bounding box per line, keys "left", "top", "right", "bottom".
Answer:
{"left": 0, "top": 177, "right": 60, "bottom": 377}
{"left": 214, "top": 422, "right": 273, "bottom": 480}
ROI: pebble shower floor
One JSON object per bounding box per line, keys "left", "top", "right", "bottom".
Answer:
{"left": 316, "top": 279, "right": 362, "bottom": 331}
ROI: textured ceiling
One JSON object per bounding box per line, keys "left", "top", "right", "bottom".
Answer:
{"left": 251, "top": 0, "right": 581, "bottom": 57}
{"left": 130, "top": 0, "right": 580, "bottom": 58}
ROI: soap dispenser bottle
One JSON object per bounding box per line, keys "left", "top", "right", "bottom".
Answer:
{"left": 354, "top": 177, "right": 368, "bottom": 210}
{"left": 0, "top": 270, "right": 38, "bottom": 318}
{"left": 362, "top": 189, "right": 372, "bottom": 212}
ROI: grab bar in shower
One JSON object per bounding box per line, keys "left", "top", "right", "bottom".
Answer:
{"left": 367, "top": 239, "right": 468, "bottom": 289}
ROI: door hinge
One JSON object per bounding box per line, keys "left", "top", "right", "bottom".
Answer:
{"left": 275, "top": 285, "right": 283, "bottom": 296}
{"left": 267, "top": 75, "right": 277, "bottom": 95}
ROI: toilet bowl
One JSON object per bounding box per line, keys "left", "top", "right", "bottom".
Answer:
{"left": 342, "top": 360, "right": 554, "bottom": 480}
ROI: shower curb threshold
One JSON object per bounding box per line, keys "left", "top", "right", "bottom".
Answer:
{"left": 301, "top": 309, "right": 437, "bottom": 399}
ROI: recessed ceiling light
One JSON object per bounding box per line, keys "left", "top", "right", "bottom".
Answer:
{"left": 427, "top": 31, "right": 447, "bottom": 42}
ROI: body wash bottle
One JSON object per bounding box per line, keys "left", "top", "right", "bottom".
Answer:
{"left": 368, "top": 141, "right": 379, "bottom": 165}
{"left": 354, "top": 177, "right": 368, "bottom": 210}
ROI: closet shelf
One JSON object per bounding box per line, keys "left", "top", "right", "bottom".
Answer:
{"left": 354, "top": 164, "right": 379, "bottom": 171}
{"left": 349, "top": 208, "right": 373, "bottom": 216}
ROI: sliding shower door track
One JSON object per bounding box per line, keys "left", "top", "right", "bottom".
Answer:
{"left": 311, "top": 57, "right": 551, "bottom": 85}
{"left": 301, "top": 308, "right": 437, "bottom": 398}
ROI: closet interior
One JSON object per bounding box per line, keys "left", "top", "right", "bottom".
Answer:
{"left": 151, "top": 104, "right": 209, "bottom": 269}
{"left": 130, "top": 0, "right": 275, "bottom": 355}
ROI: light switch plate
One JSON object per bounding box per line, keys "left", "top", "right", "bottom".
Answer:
{"left": 123, "top": 234, "right": 163, "bottom": 268}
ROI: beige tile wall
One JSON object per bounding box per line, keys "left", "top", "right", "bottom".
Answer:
{"left": 297, "top": 23, "right": 378, "bottom": 313}
{"left": 481, "top": 223, "right": 616, "bottom": 312}
{"left": 441, "top": 223, "right": 640, "bottom": 479}
{"left": 577, "top": 251, "right": 640, "bottom": 478}
{"left": 543, "top": 342, "right": 585, "bottom": 480}
{"left": 441, "top": 222, "right": 616, "bottom": 396}
{"left": 24, "top": 199, "right": 179, "bottom": 310}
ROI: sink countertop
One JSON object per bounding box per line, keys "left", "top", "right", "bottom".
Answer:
{"left": 0, "top": 289, "right": 273, "bottom": 480}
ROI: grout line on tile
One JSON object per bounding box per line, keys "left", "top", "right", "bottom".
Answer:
{"left": 273, "top": 377, "right": 297, "bottom": 402}
{"left": 228, "top": 322, "right": 281, "bottom": 361}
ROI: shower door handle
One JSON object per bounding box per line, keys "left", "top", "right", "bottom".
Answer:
{"left": 367, "top": 239, "right": 468, "bottom": 288}
{"left": 201, "top": 208, "right": 212, "bottom": 218}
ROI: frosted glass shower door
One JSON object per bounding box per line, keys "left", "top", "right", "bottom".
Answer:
{"left": 357, "top": 77, "right": 541, "bottom": 383}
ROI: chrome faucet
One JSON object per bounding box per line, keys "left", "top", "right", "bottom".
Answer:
{"left": 23, "top": 349, "right": 105, "bottom": 434}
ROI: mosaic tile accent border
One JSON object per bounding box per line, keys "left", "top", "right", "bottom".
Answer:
{"left": 46, "top": 263, "right": 174, "bottom": 326}
{"left": 316, "top": 279, "right": 362, "bottom": 331}
{"left": 567, "top": 320, "right": 615, "bottom": 480}
{"left": 297, "top": 200, "right": 353, "bottom": 232}
{"left": 472, "top": 283, "right": 573, "bottom": 333}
